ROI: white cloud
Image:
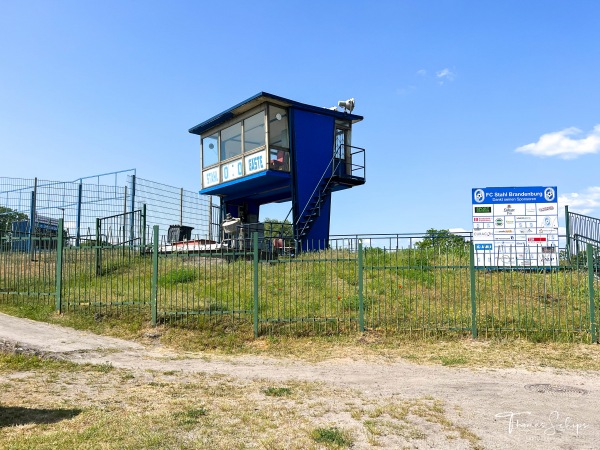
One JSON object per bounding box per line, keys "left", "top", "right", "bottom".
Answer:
{"left": 558, "top": 186, "right": 600, "bottom": 215}
{"left": 436, "top": 68, "right": 455, "bottom": 82}
{"left": 396, "top": 85, "right": 416, "bottom": 96}
{"left": 515, "top": 125, "right": 600, "bottom": 159}
{"left": 398, "top": 68, "right": 455, "bottom": 93}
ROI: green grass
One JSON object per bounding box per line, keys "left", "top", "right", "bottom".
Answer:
{"left": 159, "top": 268, "right": 197, "bottom": 286}
{"left": 263, "top": 386, "right": 292, "bottom": 397}
{"left": 0, "top": 352, "right": 81, "bottom": 373}
{"left": 1, "top": 245, "right": 598, "bottom": 343}
{"left": 173, "top": 407, "right": 207, "bottom": 425}
{"left": 311, "top": 427, "right": 353, "bottom": 448}
{"left": 439, "top": 355, "right": 469, "bottom": 366}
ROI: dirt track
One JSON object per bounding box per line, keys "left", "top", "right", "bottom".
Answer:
{"left": 1, "top": 312, "right": 598, "bottom": 449}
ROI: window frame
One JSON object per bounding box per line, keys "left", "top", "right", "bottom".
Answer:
{"left": 200, "top": 103, "right": 291, "bottom": 188}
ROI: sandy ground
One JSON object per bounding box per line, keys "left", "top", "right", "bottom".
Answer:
{"left": 1, "top": 312, "right": 598, "bottom": 449}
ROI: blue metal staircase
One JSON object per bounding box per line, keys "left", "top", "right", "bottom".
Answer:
{"left": 294, "top": 144, "right": 366, "bottom": 244}
{"left": 295, "top": 158, "right": 342, "bottom": 241}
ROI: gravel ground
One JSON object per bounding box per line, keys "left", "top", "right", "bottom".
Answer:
{"left": 1, "top": 312, "right": 598, "bottom": 449}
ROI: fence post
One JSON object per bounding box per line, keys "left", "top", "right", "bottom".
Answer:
{"left": 95, "top": 218, "right": 101, "bottom": 276}
{"left": 29, "top": 180, "right": 37, "bottom": 260}
{"left": 123, "top": 185, "right": 127, "bottom": 256}
{"left": 180, "top": 187, "right": 184, "bottom": 226}
{"left": 208, "top": 196, "right": 213, "bottom": 241}
{"left": 469, "top": 241, "right": 478, "bottom": 338}
{"left": 75, "top": 182, "right": 82, "bottom": 247}
{"left": 358, "top": 240, "right": 364, "bottom": 332}
{"left": 55, "top": 219, "right": 64, "bottom": 313}
{"left": 253, "top": 232, "right": 259, "bottom": 338}
{"left": 129, "top": 175, "right": 136, "bottom": 244}
{"left": 151, "top": 225, "right": 159, "bottom": 326}
{"left": 588, "top": 244, "right": 597, "bottom": 343}
{"left": 141, "top": 203, "right": 147, "bottom": 253}
{"left": 565, "top": 205, "right": 571, "bottom": 260}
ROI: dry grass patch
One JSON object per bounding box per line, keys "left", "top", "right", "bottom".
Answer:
{"left": 0, "top": 351, "right": 482, "bottom": 449}
{"left": 2, "top": 302, "right": 599, "bottom": 371}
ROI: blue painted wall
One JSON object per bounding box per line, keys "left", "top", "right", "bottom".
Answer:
{"left": 291, "top": 109, "right": 335, "bottom": 250}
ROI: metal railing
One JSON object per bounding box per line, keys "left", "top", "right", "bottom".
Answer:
{"left": 566, "top": 207, "right": 600, "bottom": 258}
{"left": 1, "top": 228, "right": 598, "bottom": 343}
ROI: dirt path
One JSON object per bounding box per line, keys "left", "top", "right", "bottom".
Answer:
{"left": 1, "top": 312, "right": 598, "bottom": 449}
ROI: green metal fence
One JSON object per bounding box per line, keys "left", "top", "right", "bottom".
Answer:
{"left": 0, "top": 237, "right": 57, "bottom": 304}
{"left": 1, "top": 225, "right": 598, "bottom": 343}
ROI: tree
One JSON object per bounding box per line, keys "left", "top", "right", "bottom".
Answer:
{"left": 262, "top": 218, "right": 293, "bottom": 239}
{"left": 0, "top": 206, "right": 28, "bottom": 237}
{"left": 415, "top": 228, "right": 468, "bottom": 251}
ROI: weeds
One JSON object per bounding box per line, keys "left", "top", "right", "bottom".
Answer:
{"left": 263, "top": 387, "right": 292, "bottom": 397}
{"left": 311, "top": 426, "right": 353, "bottom": 447}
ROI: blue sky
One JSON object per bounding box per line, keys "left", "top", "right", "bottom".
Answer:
{"left": 1, "top": 0, "right": 599, "bottom": 235}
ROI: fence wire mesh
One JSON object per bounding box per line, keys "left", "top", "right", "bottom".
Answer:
{"left": 0, "top": 176, "right": 127, "bottom": 244}
{"left": 1, "top": 174, "right": 221, "bottom": 249}
{"left": 1, "top": 174, "right": 598, "bottom": 342}
{"left": 131, "top": 176, "right": 219, "bottom": 242}
{"left": 1, "top": 232, "right": 598, "bottom": 342}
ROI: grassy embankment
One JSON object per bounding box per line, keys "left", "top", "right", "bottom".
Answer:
{"left": 1, "top": 245, "right": 599, "bottom": 370}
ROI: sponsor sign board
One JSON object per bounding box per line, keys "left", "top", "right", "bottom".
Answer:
{"left": 472, "top": 186, "right": 558, "bottom": 267}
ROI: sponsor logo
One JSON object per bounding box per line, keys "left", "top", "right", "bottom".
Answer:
{"left": 473, "top": 217, "right": 492, "bottom": 222}
{"left": 474, "top": 188, "right": 485, "bottom": 203}
{"left": 515, "top": 216, "right": 534, "bottom": 221}
{"left": 537, "top": 228, "right": 557, "bottom": 234}
{"left": 538, "top": 206, "right": 555, "bottom": 212}
{"left": 497, "top": 229, "right": 515, "bottom": 234}
{"left": 494, "top": 236, "right": 515, "bottom": 241}
{"left": 504, "top": 205, "right": 515, "bottom": 214}
{"left": 495, "top": 218, "right": 504, "bottom": 226}
{"left": 544, "top": 187, "right": 556, "bottom": 202}
{"left": 528, "top": 237, "right": 547, "bottom": 242}
{"left": 475, "top": 244, "right": 493, "bottom": 251}
{"left": 474, "top": 231, "right": 493, "bottom": 237}
{"left": 499, "top": 255, "right": 515, "bottom": 263}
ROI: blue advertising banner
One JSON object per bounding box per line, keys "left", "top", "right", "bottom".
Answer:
{"left": 472, "top": 186, "right": 557, "bottom": 204}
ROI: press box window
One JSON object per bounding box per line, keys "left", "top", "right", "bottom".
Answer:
{"left": 243, "top": 111, "right": 265, "bottom": 152}
{"left": 202, "top": 133, "right": 219, "bottom": 168}
{"left": 268, "top": 106, "right": 289, "bottom": 149}
{"left": 268, "top": 106, "right": 290, "bottom": 171}
{"left": 220, "top": 122, "right": 242, "bottom": 161}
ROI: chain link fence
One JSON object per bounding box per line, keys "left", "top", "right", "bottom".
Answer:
{"left": 1, "top": 174, "right": 221, "bottom": 250}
